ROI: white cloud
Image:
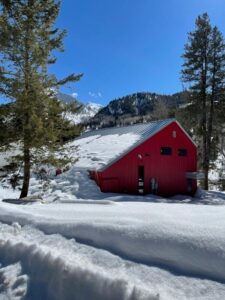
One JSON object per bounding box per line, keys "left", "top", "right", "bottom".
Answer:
{"left": 88, "top": 92, "right": 95, "bottom": 97}
{"left": 88, "top": 91, "right": 102, "bottom": 98}
{"left": 72, "top": 92, "right": 78, "bottom": 98}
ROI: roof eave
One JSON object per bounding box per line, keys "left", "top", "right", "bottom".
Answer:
{"left": 97, "top": 119, "right": 176, "bottom": 172}
{"left": 174, "top": 120, "right": 197, "bottom": 147}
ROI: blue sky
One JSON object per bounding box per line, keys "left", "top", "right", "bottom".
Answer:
{"left": 52, "top": 0, "right": 225, "bottom": 105}
{"left": 2, "top": 0, "right": 225, "bottom": 105}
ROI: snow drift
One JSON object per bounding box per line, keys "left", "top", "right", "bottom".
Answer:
{"left": 0, "top": 223, "right": 158, "bottom": 300}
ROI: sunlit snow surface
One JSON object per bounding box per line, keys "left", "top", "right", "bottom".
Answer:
{"left": 72, "top": 133, "right": 140, "bottom": 169}
{"left": 0, "top": 128, "right": 225, "bottom": 299}
{"left": 65, "top": 102, "right": 103, "bottom": 125}
{"left": 72, "top": 119, "right": 174, "bottom": 170}
{"left": 0, "top": 182, "right": 225, "bottom": 299}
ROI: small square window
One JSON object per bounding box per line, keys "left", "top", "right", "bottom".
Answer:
{"left": 178, "top": 149, "right": 187, "bottom": 156}
{"left": 161, "top": 147, "right": 172, "bottom": 155}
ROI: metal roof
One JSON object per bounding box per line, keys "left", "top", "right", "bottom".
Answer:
{"left": 80, "top": 119, "right": 174, "bottom": 140}
{"left": 77, "top": 119, "right": 176, "bottom": 171}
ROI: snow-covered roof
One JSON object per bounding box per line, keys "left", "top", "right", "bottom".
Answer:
{"left": 72, "top": 119, "right": 175, "bottom": 170}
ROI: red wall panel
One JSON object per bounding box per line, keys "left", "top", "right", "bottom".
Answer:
{"left": 96, "top": 122, "right": 197, "bottom": 197}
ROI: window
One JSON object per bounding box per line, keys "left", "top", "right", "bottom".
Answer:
{"left": 160, "top": 147, "right": 172, "bottom": 155}
{"left": 178, "top": 148, "right": 187, "bottom": 156}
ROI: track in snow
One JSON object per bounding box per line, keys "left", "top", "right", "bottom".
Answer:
{"left": 0, "top": 222, "right": 225, "bottom": 300}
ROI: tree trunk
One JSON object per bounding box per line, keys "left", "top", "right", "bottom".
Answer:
{"left": 20, "top": 147, "right": 30, "bottom": 198}
{"left": 204, "top": 164, "right": 209, "bottom": 190}
{"left": 20, "top": 15, "right": 31, "bottom": 199}
{"left": 203, "top": 131, "right": 209, "bottom": 190}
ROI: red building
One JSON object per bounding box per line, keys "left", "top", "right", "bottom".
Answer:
{"left": 82, "top": 119, "right": 197, "bottom": 196}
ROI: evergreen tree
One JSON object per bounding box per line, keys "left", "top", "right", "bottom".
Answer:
{"left": 0, "top": 0, "right": 82, "bottom": 198}
{"left": 181, "top": 13, "right": 225, "bottom": 190}
{"left": 151, "top": 99, "right": 169, "bottom": 121}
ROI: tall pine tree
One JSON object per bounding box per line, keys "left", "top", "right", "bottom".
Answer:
{"left": 181, "top": 13, "right": 225, "bottom": 190}
{"left": 0, "top": 0, "right": 82, "bottom": 198}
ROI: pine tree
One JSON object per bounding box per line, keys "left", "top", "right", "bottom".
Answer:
{"left": 181, "top": 13, "right": 225, "bottom": 190}
{"left": 0, "top": 0, "right": 82, "bottom": 198}
{"left": 151, "top": 99, "right": 169, "bottom": 121}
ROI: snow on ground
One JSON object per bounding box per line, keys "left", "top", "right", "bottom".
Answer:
{"left": 0, "top": 223, "right": 159, "bottom": 300}
{"left": 0, "top": 144, "right": 21, "bottom": 170}
{"left": 0, "top": 220, "right": 225, "bottom": 300}
{"left": 0, "top": 186, "right": 19, "bottom": 201}
{"left": 0, "top": 191, "right": 225, "bottom": 299}
{"left": 1, "top": 127, "right": 225, "bottom": 298}
{"left": 0, "top": 197, "right": 225, "bottom": 282}
{"left": 28, "top": 166, "right": 225, "bottom": 205}
{"left": 208, "top": 154, "right": 225, "bottom": 190}
{"left": 0, "top": 261, "right": 28, "bottom": 299}
{"left": 0, "top": 164, "right": 225, "bottom": 298}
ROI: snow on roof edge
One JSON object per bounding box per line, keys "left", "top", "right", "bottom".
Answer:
{"left": 175, "top": 121, "right": 197, "bottom": 148}
{"left": 95, "top": 119, "right": 175, "bottom": 172}
{"left": 79, "top": 118, "right": 174, "bottom": 140}
{"left": 97, "top": 119, "right": 196, "bottom": 172}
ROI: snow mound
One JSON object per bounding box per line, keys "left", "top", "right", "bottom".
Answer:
{"left": 1, "top": 222, "right": 225, "bottom": 299}
{"left": 0, "top": 262, "right": 28, "bottom": 300}
{"left": 0, "top": 187, "right": 19, "bottom": 201}
{"left": 0, "top": 223, "right": 159, "bottom": 300}
{"left": 0, "top": 199, "right": 225, "bottom": 284}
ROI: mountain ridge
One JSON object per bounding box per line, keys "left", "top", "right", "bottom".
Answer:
{"left": 88, "top": 91, "right": 187, "bottom": 127}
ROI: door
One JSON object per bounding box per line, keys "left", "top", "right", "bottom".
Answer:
{"left": 138, "top": 165, "right": 145, "bottom": 194}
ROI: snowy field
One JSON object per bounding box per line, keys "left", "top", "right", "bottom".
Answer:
{"left": 0, "top": 131, "right": 225, "bottom": 299}
{"left": 0, "top": 171, "right": 225, "bottom": 299}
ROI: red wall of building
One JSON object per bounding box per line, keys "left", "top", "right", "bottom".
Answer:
{"left": 95, "top": 122, "right": 197, "bottom": 197}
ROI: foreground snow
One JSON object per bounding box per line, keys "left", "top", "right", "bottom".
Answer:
{"left": 0, "top": 184, "right": 225, "bottom": 299}
{"left": 0, "top": 220, "right": 225, "bottom": 300}
{"left": 0, "top": 140, "right": 225, "bottom": 298}
{"left": 0, "top": 223, "right": 159, "bottom": 300}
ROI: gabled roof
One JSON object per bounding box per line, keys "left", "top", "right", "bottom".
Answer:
{"left": 73, "top": 119, "right": 179, "bottom": 171}
{"left": 81, "top": 118, "right": 175, "bottom": 140}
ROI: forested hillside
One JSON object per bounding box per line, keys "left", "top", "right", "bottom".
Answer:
{"left": 87, "top": 91, "right": 187, "bottom": 127}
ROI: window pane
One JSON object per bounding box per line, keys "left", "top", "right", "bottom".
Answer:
{"left": 161, "top": 147, "right": 172, "bottom": 155}
{"left": 178, "top": 149, "right": 187, "bottom": 156}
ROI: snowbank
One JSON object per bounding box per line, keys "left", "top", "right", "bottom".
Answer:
{"left": 0, "top": 186, "right": 19, "bottom": 200}
{"left": 0, "top": 223, "right": 158, "bottom": 300}
{"left": 0, "top": 261, "right": 28, "bottom": 299}
{"left": 0, "top": 201, "right": 225, "bottom": 284}
{"left": 1, "top": 123, "right": 225, "bottom": 299}
{"left": 1, "top": 222, "right": 225, "bottom": 300}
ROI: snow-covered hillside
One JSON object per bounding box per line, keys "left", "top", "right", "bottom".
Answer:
{"left": 66, "top": 102, "right": 103, "bottom": 124}
{"left": 56, "top": 91, "right": 103, "bottom": 124}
